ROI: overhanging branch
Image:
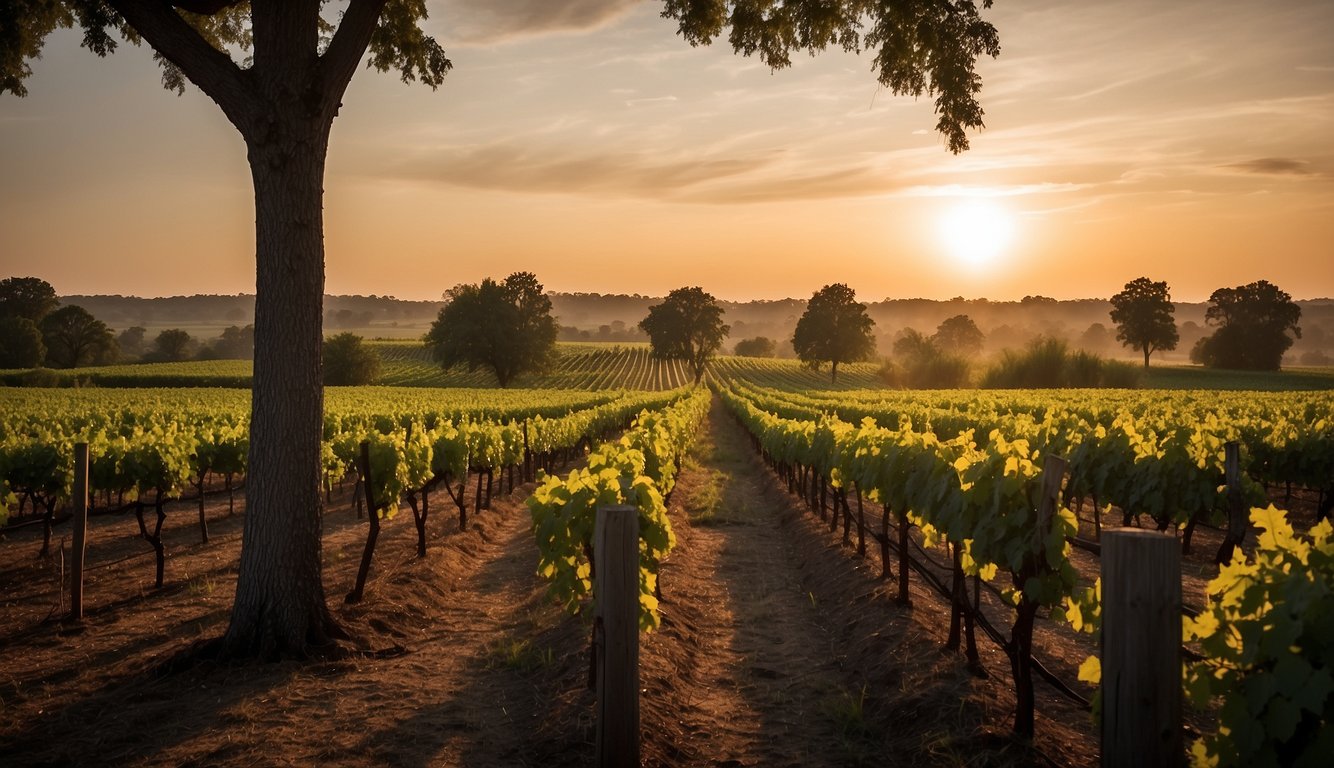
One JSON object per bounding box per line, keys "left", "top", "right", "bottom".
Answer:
{"left": 319, "top": 0, "right": 389, "bottom": 118}
{"left": 106, "top": 0, "right": 252, "bottom": 126}
{"left": 170, "top": 0, "right": 246, "bottom": 14}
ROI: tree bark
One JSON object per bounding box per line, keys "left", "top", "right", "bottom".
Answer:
{"left": 221, "top": 108, "right": 342, "bottom": 658}
{"left": 99, "top": 0, "right": 391, "bottom": 660}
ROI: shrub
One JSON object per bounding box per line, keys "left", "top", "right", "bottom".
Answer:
{"left": 981, "top": 337, "right": 1139, "bottom": 389}
{"left": 885, "top": 332, "right": 971, "bottom": 388}
{"left": 905, "top": 349, "right": 971, "bottom": 388}
{"left": 1067, "top": 349, "right": 1104, "bottom": 388}
{"left": 982, "top": 337, "right": 1071, "bottom": 388}
{"left": 734, "top": 336, "right": 777, "bottom": 357}
{"left": 1100, "top": 360, "right": 1144, "bottom": 388}
{"left": 323, "top": 332, "right": 381, "bottom": 386}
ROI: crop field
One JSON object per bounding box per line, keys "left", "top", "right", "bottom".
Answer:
{"left": 1, "top": 354, "right": 1330, "bottom": 767}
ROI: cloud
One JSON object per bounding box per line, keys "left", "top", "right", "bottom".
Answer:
{"left": 1220, "top": 157, "right": 1316, "bottom": 176}
{"left": 445, "top": 0, "right": 641, "bottom": 44}
{"left": 624, "top": 96, "right": 679, "bottom": 107}
{"left": 373, "top": 141, "right": 921, "bottom": 204}
{"left": 386, "top": 142, "right": 775, "bottom": 199}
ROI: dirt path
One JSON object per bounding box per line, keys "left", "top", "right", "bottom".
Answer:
{"left": 638, "top": 399, "right": 1056, "bottom": 767}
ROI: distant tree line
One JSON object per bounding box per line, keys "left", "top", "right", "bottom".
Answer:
{"left": 6, "top": 271, "right": 1316, "bottom": 387}
{"left": 0, "top": 276, "right": 260, "bottom": 370}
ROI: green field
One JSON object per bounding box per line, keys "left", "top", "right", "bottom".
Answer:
{"left": 2, "top": 341, "right": 1330, "bottom": 392}
{"left": 1142, "top": 364, "right": 1334, "bottom": 391}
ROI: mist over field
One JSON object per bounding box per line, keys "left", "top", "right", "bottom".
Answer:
{"left": 62, "top": 291, "right": 1334, "bottom": 365}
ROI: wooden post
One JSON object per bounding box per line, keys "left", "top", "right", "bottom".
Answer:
{"left": 1101, "top": 529, "right": 1182, "bottom": 768}
{"left": 69, "top": 442, "right": 90, "bottom": 622}
{"left": 1214, "top": 441, "right": 1246, "bottom": 565}
{"left": 594, "top": 504, "right": 639, "bottom": 768}
{"left": 1036, "top": 455, "right": 1065, "bottom": 548}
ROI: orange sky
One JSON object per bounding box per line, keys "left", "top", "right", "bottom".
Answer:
{"left": 1, "top": 0, "right": 1332, "bottom": 303}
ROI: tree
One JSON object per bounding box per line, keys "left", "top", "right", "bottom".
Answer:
{"left": 5, "top": 2, "right": 451, "bottom": 658}
{"left": 116, "top": 325, "right": 147, "bottom": 359}
{"left": 204, "top": 324, "right": 255, "bottom": 359}
{"left": 639, "top": 287, "right": 730, "bottom": 383}
{"left": 1079, "top": 322, "right": 1113, "bottom": 354}
{"left": 892, "top": 327, "right": 934, "bottom": 360}
{"left": 793, "top": 283, "right": 876, "bottom": 383}
{"left": 1195, "top": 280, "right": 1302, "bottom": 370}
{"left": 1109, "top": 277, "right": 1179, "bottom": 368}
{"left": 932, "top": 314, "right": 984, "bottom": 356}
{"left": 6, "top": 1, "right": 999, "bottom": 658}
{"left": 151, "top": 328, "right": 194, "bottom": 361}
{"left": 323, "top": 332, "right": 380, "bottom": 385}
{"left": 40, "top": 305, "right": 116, "bottom": 368}
{"left": 734, "top": 336, "right": 776, "bottom": 358}
{"left": 0, "top": 276, "right": 58, "bottom": 323}
{"left": 424, "top": 272, "right": 558, "bottom": 388}
{"left": 890, "top": 326, "right": 972, "bottom": 388}
{"left": 0, "top": 316, "right": 45, "bottom": 368}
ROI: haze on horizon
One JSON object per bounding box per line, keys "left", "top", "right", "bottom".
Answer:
{"left": 1, "top": 0, "right": 1331, "bottom": 305}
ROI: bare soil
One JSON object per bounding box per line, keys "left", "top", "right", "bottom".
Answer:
{"left": 8, "top": 395, "right": 1298, "bottom": 766}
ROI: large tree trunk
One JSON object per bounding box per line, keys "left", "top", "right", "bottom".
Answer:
{"left": 221, "top": 110, "right": 342, "bottom": 658}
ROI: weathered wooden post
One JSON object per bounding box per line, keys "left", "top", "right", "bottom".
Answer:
{"left": 1214, "top": 441, "right": 1246, "bottom": 565}
{"left": 69, "top": 442, "right": 90, "bottom": 622}
{"left": 1102, "top": 529, "right": 1182, "bottom": 767}
{"left": 595, "top": 504, "right": 639, "bottom": 768}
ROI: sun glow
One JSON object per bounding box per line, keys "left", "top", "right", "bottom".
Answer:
{"left": 937, "top": 199, "right": 1016, "bottom": 270}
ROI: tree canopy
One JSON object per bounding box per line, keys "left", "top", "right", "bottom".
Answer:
{"left": 793, "top": 283, "right": 876, "bottom": 382}
{"left": 323, "top": 332, "right": 381, "bottom": 385}
{"left": 207, "top": 324, "right": 255, "bottom": 360}
{"left": 639, "top": 286, "right": 730, "bottom": 384}
{"left": 734, "top": 336, "right": 777, "bottom": 358}
{"left": 932, "top": 314, "right": 984, "bottom": 356}
{"left": 0, "top": 276, "right": 58, "bottom": 323}
{"left": 663, "top": 0, "right": 1000, "bottom": 153}
{"left": 116, "top": 326, "right": 147, "bottom": 359}
{"left": 40, "top": 304, "right": 117, "bottom": 368}
{"left": 892, "top": 327, "right": 934, "bottom": 360}
{"left": 1193, "top": 280, "right": 1301, "bottom": 371}
{"left": 0, "top": 316, "right": 46, "bottom": 368}
{"left": 1109, "top": 277, "right": 1178, "bottom": 368}
{"left": 424, "top": 272, "right": 559, "bottom": 388}
{"left": 150, "top": 328, "right": 195, "bottom": 362}
{"left": 889, "top": 326, "right": 971, "bottom": 388}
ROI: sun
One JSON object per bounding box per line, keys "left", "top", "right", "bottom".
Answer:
{"left": 937, "top": 199, "right": 1016, "bottom": 270}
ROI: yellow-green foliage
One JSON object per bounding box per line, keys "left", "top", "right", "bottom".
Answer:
{"left": 527, "top": 389, "right": 708, "bottom": 631}
{"left": 1183, "top": 507, "right": 1333, "bottom": 768}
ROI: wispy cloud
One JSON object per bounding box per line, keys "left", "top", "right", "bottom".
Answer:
{"left": 1220, "top": 157, "right": 1316, "bottom": 176}
{"left": 370, "top": 139, "right": 917, "bottom": 204}
{"left": 444, "top": 0, "right": 641, "bottom": 44}
{"left": 624, "top": 95, "right": 679, "bottom": 107}
{"left": 384, "top": 141, "right": 775, "bottom": 199}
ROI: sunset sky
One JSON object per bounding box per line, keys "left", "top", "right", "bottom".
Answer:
{"left": 1, "top": 0, "right": 1331, "bottom": 303}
